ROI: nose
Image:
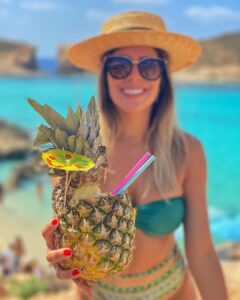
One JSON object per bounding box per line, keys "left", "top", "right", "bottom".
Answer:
{"left": 129, "top": 63, "right": 142, "bottom": 80}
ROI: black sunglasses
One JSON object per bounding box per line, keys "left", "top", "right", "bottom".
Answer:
{"left": 103, "top": 55, "right": 167, "bottom": 80}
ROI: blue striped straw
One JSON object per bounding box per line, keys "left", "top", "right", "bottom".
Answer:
{"left": 116, "top": 155, "right": 155, "bottom": 195}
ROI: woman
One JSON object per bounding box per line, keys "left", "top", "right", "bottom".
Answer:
{"left": 42, "top": 11, "right": 228, "bottom": 299}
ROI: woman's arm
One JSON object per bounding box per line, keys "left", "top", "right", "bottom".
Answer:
{"left": 183, "top": 134, "right": 228, "bottom": 300}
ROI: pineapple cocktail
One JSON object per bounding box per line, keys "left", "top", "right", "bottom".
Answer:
{"left": 28, "top": 97, "right": 136, "bottom": 281}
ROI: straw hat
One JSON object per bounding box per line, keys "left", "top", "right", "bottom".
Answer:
{"left": 68, "top": 11, "right": 202, "bottom": 73}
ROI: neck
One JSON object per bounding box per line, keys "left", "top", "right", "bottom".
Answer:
{"left": 116, "top": 109, "right": 151, "bottom": 144}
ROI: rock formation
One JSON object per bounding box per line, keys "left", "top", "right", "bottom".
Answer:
{"left": 0, "top": 120, "right": 31, "bottom": 158}
{"left": 1, "top": 31, "right": 239, "bottom": 82}
{"left": 173, "top": 32, "right": 240, "bottom": 83}
{"left": 0, "top": 39, "right": 37, "bottom": 76}
{"left": 57, "top": 45, "right": 85, "bottom": 74}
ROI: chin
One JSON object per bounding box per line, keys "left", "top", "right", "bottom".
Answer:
{"left": 117, "top": 104, "right": 152, "bottom": 114}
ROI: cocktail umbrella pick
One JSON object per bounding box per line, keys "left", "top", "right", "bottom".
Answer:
{"left": 41, "top": 148, "right": 96, "bottom": 205}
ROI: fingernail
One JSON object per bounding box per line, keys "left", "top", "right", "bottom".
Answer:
{"left": 51, "top": 218, "right": 58, "bottom": 226}
{"left": 72, "top": 269, "right": 80, "bottom": 276}
{"left": 63, "top": 249, "right": 72, "bottom": 256}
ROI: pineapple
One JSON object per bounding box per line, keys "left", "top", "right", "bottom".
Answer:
{"left": 28, "top": 97, "right": 136, "bottom": 281}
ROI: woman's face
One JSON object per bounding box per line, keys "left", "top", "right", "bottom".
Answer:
{"left": 106, "top": 46, "right": 161, "bottom": 114}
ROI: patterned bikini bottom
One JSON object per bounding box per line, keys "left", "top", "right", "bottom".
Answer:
{"left": 92, "top": 243, "right": 187, "bottom": 300}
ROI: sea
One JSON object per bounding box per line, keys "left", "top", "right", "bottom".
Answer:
{"left": 0, "top": 58, "right": 240, "bottom": 263}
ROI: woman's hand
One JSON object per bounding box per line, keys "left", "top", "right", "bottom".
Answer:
{"left": 41, "top": 218, "right": 93, "bottom": 297}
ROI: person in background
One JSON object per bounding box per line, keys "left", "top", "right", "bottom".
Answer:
{"left": 36, "top": 177, "right": 44, "bottom": 201}
{"left": 0, "top": 243, "right": 15, "bottom": 276}
{"left": 11, "top": 236, "right": 25, "bottom": 272}
{"left": 41, "top": 11, "right": 228, "bottom": 300}
{"left": 0, "top": 183, "right": 4, "bottom": 205}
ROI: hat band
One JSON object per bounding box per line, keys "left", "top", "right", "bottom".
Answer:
{"left": 106, "top": 26, "right": 155, "bottom": 33}
{"left": 121, "top": 26, "right": 152, "bottom": 31}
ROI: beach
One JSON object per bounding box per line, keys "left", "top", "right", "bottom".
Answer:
{"left": 0, "top": 76, "right": 240, "bottom": 299}
{"left": 0, "top": 3, "right": 239, "bottom": 298}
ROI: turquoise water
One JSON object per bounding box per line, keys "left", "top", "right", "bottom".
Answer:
{"left": 0, "top": 77, "right": 240, "bottom": 244}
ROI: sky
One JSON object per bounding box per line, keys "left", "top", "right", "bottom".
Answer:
{"left": 0, "top": 0, "right": 240, "bottom": 57}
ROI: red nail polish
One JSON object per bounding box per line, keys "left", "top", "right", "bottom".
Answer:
{"left": 63, "top": 249, "right": 72, "bottom": 256}
{"left": 72, "top": 269, "right": 80, "bottom": 276}
{"left": 51, "top": 218, "right": 58, "bottom": 226}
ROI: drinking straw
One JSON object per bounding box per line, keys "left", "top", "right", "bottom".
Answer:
{"left": 111, "top": 152, "right": 151, "bottom": 195}
{"left": 115, "top": 155, "right": 155, "bottom": 195}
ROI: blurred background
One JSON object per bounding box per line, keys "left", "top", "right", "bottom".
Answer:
{"left": 0, "top": 0, "right": 240, "bottom": 299}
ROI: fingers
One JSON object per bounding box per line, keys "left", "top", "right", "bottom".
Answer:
{"left": 54, "top": 264, "right": 93, "bottom": 294}
{"left": 46, "top": 247, "right": 73, "bottom": 264}
{"left": 54, "top": 264, "right": 92, "bottom": 292}
{"left": 55, "top": 264, "right": 81, "bottom": 280}
{"left": 41, "top": 218, "right": 59, "bottom": 250}
{"left": 73, "top": 278, "right": 93, "bottom": 288}
{"left": 42, "top": 219, "right": 93, "bottom": 296}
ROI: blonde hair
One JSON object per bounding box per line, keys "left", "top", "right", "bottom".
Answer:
{"left": 98, "top": 48, "right": 188, "bottom": 197}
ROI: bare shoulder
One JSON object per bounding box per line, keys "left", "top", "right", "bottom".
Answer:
{"left": 183, "top": 131, "right": 204, "bottom": 150}
{"left": 181, "top": 131, "right": 207, "bottom": 185}
{"left": 183, "top": 131, "right": 206, "bottom": 163}
{"left": 180, "top": 131, "right": 207, "bottom": 203}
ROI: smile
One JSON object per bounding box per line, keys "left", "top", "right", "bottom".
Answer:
{"left": 122, "top": 89, "right": 146, "bottom": 96}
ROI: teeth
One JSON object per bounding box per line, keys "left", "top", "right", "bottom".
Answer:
{"left": 122, "top": 89, "right": 145, "bottom": 95}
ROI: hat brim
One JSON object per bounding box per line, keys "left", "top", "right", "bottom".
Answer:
{"left": 68, "top": 31, "right": 202, "bottom": 73}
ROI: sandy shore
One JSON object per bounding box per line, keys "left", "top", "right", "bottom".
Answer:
{"left": 0, "top": 200, "right": 52, "bottom": 269}
{"left": 222, "top": 260, "right": 240, "bottom": 300}
{"left": 172, "top": 65, "right": 240, "bottom": 84}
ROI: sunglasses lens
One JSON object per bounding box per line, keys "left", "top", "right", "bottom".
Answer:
{"left": 106, "top": 57, "right": 131, "bottom": 79}
{"left": 139, "top": 58, "right": 164, "bottom": 80}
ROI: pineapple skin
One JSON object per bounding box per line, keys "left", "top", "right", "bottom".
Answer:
{"left": 52, "top": 172, "right": 136, "bottom": 281}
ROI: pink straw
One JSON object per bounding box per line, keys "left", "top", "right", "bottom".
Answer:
{"left": 111, "top": 151, "right": 151, "bottom": 196}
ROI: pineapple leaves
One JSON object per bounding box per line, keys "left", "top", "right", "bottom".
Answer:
{"left": 28, "top": 98, "right": 67, "bottom": 131}
{"left": 77, "top": 123, "right": 89, "bottom": 140}
{"left": 29, "top": 96, "right": 106, "bottom": 168}
{"left": 44, "top": 104, "right": 67, "bottom": 131}
{"left": 75, "top": 135, "right": 85, "bottom": 153}
{"left": 28, "top": 98, "right": 56, "bottom": 129}
{"left": 68, "top": 135, "right": 76, "bottom": 152}
{"left": 88, "top": 126, "right": 97, "bottom": 147}
{"left": 76, "top": 103, "right": 87, "bottom": 123}
{"left": 55, "top": 128, "right": 69, "bottom": 149}
{"left": 66, "top": 106, "right": 79, "bottom": 135}
{"left": 76, "top": 104, "right": 83, "bottom": 122}
{"left": 33, "top": 125, "right": 57, "bottom": 147}
{"left": 88, "top": 96, "right": 98, "bottom": 117}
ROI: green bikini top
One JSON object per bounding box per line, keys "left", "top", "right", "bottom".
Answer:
{"left": 134, "top": 196, "right": 186, "bottom": 237}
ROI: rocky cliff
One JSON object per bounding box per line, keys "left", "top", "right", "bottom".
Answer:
{"left": 1, "top": 31, "right": 239, "bottom": 81}
{"left": 173, "top": 32, "right": 240, "bottom": 83}
{"left": 0, "top": 120, "right": 31, "bottom": 158}
{"left": 0, "top": 39, "right": 37, "bottom": 76}
{"left": 57, "top": 45, "right": 84, "bottom": 74}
